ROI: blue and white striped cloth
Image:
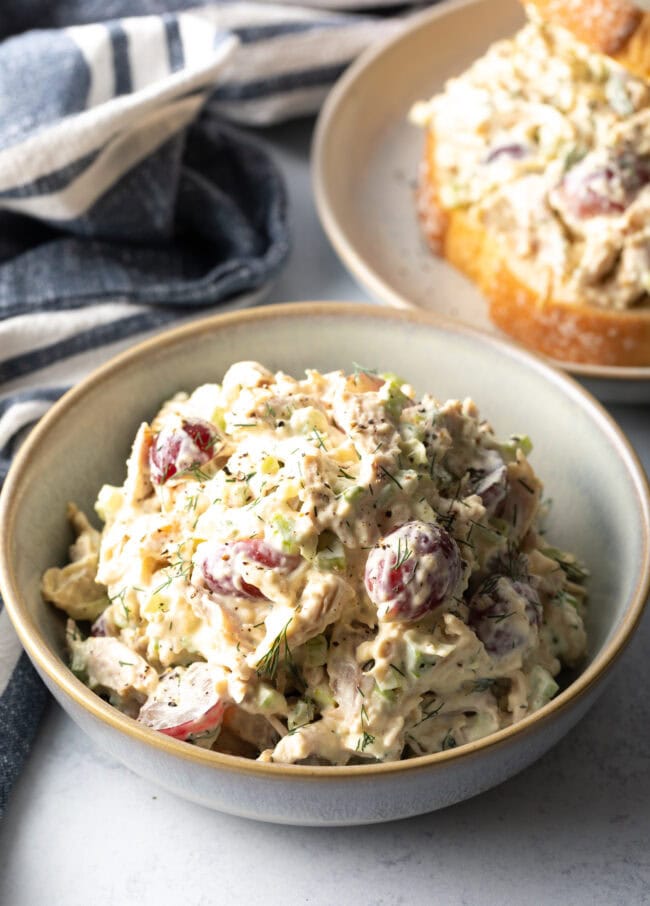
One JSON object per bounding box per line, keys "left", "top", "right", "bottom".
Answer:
{"left": 0, "top": 0, "right": 433, "bottom": 815}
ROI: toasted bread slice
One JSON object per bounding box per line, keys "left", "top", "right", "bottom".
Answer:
{"left": 525, "top": 0, "right": 650, "bottom": 81}
{"left": 419, "top": 132, "right": 650, "bottom": 366}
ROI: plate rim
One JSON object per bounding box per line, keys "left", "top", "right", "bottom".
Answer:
{"left": 1, "top": 301, "right": 649, "bottom": 780}
{"left": 312, "top": 0, "right": 650, "bottom": 385}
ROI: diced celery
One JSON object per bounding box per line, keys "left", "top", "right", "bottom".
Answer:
{"left": 287, "top": 697, "right": 315, "bottom": 731}
{"left": 290, "top": 406, "right": 329, "bottom": 436}
{"left": 405, "top": 640, "right": 437, "bottom": 677}
{"left": 211, "top": 407, "right": 227, "bottom": 432}
{"left": 527, "top": 665, "right": 560, "bottom": 712}
{"left": 380, "top": 371, "right": 406, "bottom": 383}
{"left": 301, "top": 634, "right": 328, "bottom": 668}
{"left": 498, "top": 434, "right": 533, "bottom": 461}
{"left": 315, "top": 531, "right": 346, "bottom": 571}
{"left": 374, "top": 686, "right": 398, "bottom": 704}
{"left": 312, "top": 682, "right": 335, "bottom": 709}
{"left": 69, "top": 649, "right": 88, "bottom": 681}
{"left": 254, "top": 683, "right": 287, "bottom": 713}
{"left": 399, "top": 437, "right": 427, "bottom": 467}
{"left": 269, "top": 513, "right": 300, "bottom": 554}
{"left": 381, "top": 376, "right": 409, "bottom": 421}
{"left": 343, "top": 485, "right": 364, "bottom": 503}
{"left": 299, "top": 535, "right": 318, "bottom": 562}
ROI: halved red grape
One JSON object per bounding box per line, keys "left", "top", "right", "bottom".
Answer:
{"left": 558, "top": 152, "right": 650, "bottom": 219}
{"left": 484, "top": 143, "right": 527, "bottom": 165}
{"left": 365, "top": 521, "right": 462, "bottom": 622}
{"left": 468, "top": 576, "right": 541, "bottom": 656}
{"left": 198, "top": 539, "right": 301, "bottom": 599}
{"left": 149, "top": 418, "right": 219, "bottom": 484}
{"left": 137, "top": 663, "right": 226, "bottom": 741}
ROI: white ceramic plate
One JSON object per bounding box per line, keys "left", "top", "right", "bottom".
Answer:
{"left": 313, "top": 0, "right": 650, "bottom": 404}
{"left": 1, "top": 303, "right": 649, "bottom": 825}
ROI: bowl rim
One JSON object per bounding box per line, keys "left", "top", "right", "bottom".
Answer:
{"left": 311, "top": 0, "right": 650, "bottom": 383}
{"left": 1, "top": 300, "right": 649, "bottom": 780}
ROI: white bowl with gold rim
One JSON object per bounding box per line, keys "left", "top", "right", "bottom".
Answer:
{"left": 1, "top": 303, "right": 648, "bottom": 825}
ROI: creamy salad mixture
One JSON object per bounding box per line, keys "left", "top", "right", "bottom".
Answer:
{"left": 410, "top": 9, "right": 650, "bottom": 310}
{"left": 42, "top": 362, "right": 588, "bottom": 765}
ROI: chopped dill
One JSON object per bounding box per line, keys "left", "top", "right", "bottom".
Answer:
{"left": 379, "top": 465, "right": 402, "bottom": 489}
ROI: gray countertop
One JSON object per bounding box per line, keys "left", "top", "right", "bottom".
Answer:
{"left": 1, "top": 119, "right": 649, "bottom": 906}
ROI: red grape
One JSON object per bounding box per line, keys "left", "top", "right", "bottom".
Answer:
{"left": 138, "top": 663, "right": 226, "bottom": 741}
{"left": 198, "top": 539, "right": 301, "bottom": 599}
{"left": 468, "top": 576, "right": 541, "bottom": 656}
{"left": 365, "top": 521, "right": 462, "bottom": 622}
{"left": 558, "top": 152, "right": 650, "bottom": 219}
{"left": 149, "top": 418, "right": 219, "bottom": 484}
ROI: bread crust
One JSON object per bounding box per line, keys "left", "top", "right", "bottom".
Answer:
{"left": 419, "top": 133, "right": 650, "bottom": 366}
{"left": 525, "top": 0, "right": 650, "bottom": 81}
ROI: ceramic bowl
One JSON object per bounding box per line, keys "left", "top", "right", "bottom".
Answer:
{"left": 1, "top": 303, "right": 648, "bottom": 826}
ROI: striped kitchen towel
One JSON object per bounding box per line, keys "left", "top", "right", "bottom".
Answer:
{"left": 0, "top": 0, "right": 435, "bottom": 815}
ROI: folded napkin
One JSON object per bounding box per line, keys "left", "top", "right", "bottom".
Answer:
{"left": 0, "top": 0, "right": 431, "bottom": 816}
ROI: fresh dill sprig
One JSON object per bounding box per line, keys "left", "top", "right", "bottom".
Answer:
{"left": 393, "top": 537, "right": 412, "bottom": 570}
{"left": 153, "top": 545, "right": 193, "bottom": 595}
{"left": 311, "top": 427, "right": 328, "bottom": 451}
{"left": 356, "top": 693, "right": 376, "bottom": 752}
{"left": 109, "top": 587, "right": 130, "bottom": 620}
{"left": 414, "top": 700, "right": 444, "bottom": 727}
{"left": 255, "top": 618, "right": 293, "bottom": 681}
{"left": 379, "top": 465, "right": 402, "bottom": 490}
{"left": 356, "top": 731, "right": 376, "bottom": 752}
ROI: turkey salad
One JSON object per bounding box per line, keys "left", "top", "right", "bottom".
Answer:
{"left": 42, "top": 362, "right": 588, "bottom": 764}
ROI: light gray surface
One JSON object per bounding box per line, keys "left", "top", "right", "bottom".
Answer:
{"left": 1, "top": 120, "right": 649, "bottom": 905}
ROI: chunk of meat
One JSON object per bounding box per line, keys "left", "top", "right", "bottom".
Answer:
{"left": 137, "top": 663, "right": 226, "bottom": 740}
{"left": 67, "top": 623, "right": 157, "bottom": 698}
{"left": 41, "top": 504, "right": 107, "bottom": 621}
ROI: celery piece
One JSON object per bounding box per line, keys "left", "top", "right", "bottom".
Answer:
{"left": 343, "top": 485, "right": 364, "bottom": 504}
{"left": 498, "top": 434, "right": 533, "bottom": 461}
{"left": 299, "top": 535, "right": 319, "bottom": 562}
{"left": 269, "top": 513, "right": 300, "bottom": 555}
{"left": 312, "top": 682, "right": 335, "bottom": 710}
{"left": 399, "top": 437, "right": 427, "bottom": 467}
{"left": 211, "top": 407, "right": 227, "bottom": 432}
{"left": 374, "top": 686, "right": 398, "bottom": 703}
{"left": 288, "top": 697, "right": 315, "bottom": 732}
{"left": 405, "top": 640, "right": 437, "bottom": 678}
{"left": 315, "top": 530, "right": 346, "bottom": 571}
{"left": 255, "top": 683, "right": 287, "bottom": 713}
{"left": 527, "top": 665, "right": 560, "bottom": 712}
{"left": 381, "top": 376, "right": 409, "bottom": 421}
{"left": 301, "top": 634, "right": 328, "bottom": 668}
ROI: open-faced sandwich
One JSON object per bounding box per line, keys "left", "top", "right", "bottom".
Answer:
{"left": 410, "top": 0, "right": 650, "bottom": 366}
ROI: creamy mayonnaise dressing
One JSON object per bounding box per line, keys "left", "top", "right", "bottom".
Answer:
{"left": 42, "top": 362, "right": 588, "bottom": 763}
